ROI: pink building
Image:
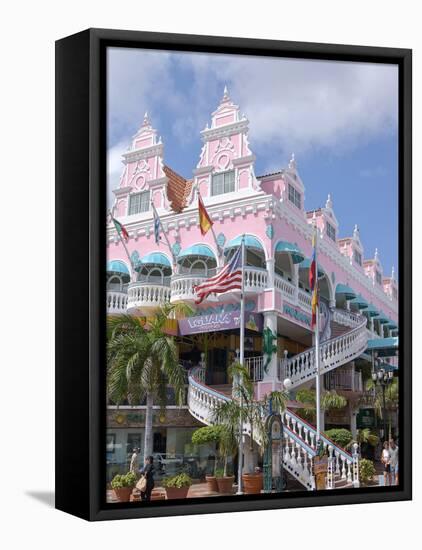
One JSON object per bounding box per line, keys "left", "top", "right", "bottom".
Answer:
{"left": 106, "top": 88, "right": 398, "bottom": 490}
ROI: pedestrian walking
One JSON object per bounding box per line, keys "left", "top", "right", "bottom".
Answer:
{"left": 389, "top": 438, "right": 399, "bottom": 486}
{"left": 381, "top": 441, "right": 391, "bottom": 486}
{"left": 129, "top": 447, "right": 141, "bottom": 477}
{"left": 139, "top": 455, "right": 155, "bottom": 501}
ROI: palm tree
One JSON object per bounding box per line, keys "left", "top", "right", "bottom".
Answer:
{"left": 295, "top": 388, "right": 348, "bottom": 424}
{"left": 213, "top": 363, "right": 288, "bottom": 473}
{"left": 107, "top": 302, "right": 192, "bottom": 459}
{"left": 363, "top": 377, "right": 399, "bottom": 438}
{"left": 346, "top": 428, "right": 379, "bottom": 455}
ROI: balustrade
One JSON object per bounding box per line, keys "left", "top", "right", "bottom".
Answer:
{"left": 245, "top": 356, "right": 264, "bottom": 381}
{"left": 106, "top": 290, "right": 128, "bottom": 314}
{"left": 127, "top": 282, "right": 171, "bottom": 310}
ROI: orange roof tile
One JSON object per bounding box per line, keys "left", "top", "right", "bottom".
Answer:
{"left": 163, "top": 165, "right": 193, "bottom": 213}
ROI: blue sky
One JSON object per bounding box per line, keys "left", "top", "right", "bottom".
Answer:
{"left": 107, "top": 48, "right": 398, "bottom": 277}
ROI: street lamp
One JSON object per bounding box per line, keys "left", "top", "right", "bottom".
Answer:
{"left": 371, "top": 363, "right": 394, "bottom": 442}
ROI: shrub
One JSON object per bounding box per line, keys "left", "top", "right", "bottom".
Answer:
{"left": 325, "top": 428, "right": 353, "bottom": 449}
{"left": 191, "top": 425, "right": 224, "bottom": 445}
{"left": 214, "top": 467, "right": 225, "bottom": 478}
{"left": 359, "top": 458, "right": 376, "bottom": 484}
{"left": 111, "top": 471, "right": 137, "bottom": 489}
{"left": 162, "top": 473, "right": 192, "bottom": 489}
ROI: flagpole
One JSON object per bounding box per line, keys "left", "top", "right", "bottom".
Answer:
{"left": 109, "top": 209, "right": 135, "bottom": 282}
{"left": 314, "top": 223, "right": 321, "bottom": 443}
{"left": 237, "top": 235, "right": 246, "bottom": 495}
{"left": 196, "top": 187, "right": 222, "bottom": 257}
{"left": 150, "top": 201, "right": 177, "bottom": 265}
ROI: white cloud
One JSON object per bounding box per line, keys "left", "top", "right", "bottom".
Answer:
{"left": 107, "top": 139, "right": 129, "bottom": 208}
{"left": 107, "top": 48, "right": 398, "bottom": 178}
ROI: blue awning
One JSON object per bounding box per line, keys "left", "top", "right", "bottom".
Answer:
{"left": 367, "top": 337, "right": 399, "bottom": 353}
{"left": 365, "top": 303, "right": 380, "bottom": 317}
{"left": 177, "top": 244, "right": 216, "bottom": 262}
{"left": 350, "top": 294, "right": 369, "bottom": 309}
{"left": 224, "top": 235, "right": 264, "bottom": 253}
{"left": 275, "top": 241, "right": 305, "bottom": 264}
{"left": 335, "top": 283, "right": 357, "bottom": 300}
{"left": 107, "top": 260, "right": 130, "bottom": 276}
{"left": 299, "top": 258, "right": 324, "bottom": 276}
{"left": 141, "top": 252, "right": 171, "bottom": 267}
{"left": 386, "top": 318, "right": 398, "bottom": 329}
{"left": 375, "top": 311, "right": 389, "bottom": 324}
{"left": 378, "top": 362, "right": 398, "bottom": 372}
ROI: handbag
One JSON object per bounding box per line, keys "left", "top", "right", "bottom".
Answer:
{"left": 136, "top": 475, "right": 147, "bottom": 492}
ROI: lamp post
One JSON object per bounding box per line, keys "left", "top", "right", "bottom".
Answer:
{"left": 372, "top": 363, "right": 394, "bottom": 442}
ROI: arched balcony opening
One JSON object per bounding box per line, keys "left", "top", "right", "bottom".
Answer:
{"left": 171, "top": 244, "right": 218, "bottom": 303}
{"left": 127, "top": 252, "right": 172, "bottom": 314}
{"left": 106, "top": 260, "right": 130, "bottom": 314}
{"left": 335, "top": 283, "right": 357, "bottom": 310}
{"left": 274, "top": 241, "right": 305, "bottom": 283}
{"left": 224, "top": 235, "right": 268, "bottom": 294}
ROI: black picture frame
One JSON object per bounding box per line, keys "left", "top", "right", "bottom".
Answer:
{"left": 55, "top": 28, "right": 412, "bottom": 521}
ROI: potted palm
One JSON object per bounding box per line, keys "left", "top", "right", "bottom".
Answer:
{"left": 110, "top": 471, "right": 137, "bottom": 502}
{"left": 191, "top": 425, "right": 223, "bottom": 493}
{"left": 107, "top": 303, "right": 192, "bottom": 460}
{"left": 162, "top": 472, "right": 192, "bottom": 499}
{"left": 213, "top": 363, "right": 288, "bottom": 495}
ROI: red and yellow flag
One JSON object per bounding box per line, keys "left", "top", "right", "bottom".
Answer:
{"left": 311, "top": 285, "right": 318, "bottom": 329}
{"left": 198, "top": 194, "right": 213, "bottom": 236}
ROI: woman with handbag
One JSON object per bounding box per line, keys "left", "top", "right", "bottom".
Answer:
{"left": 138, "top": 455, "right": 155, "bottom": 501}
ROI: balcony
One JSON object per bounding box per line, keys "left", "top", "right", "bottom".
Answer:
{"left": 170, "top": 274, "right": 214, "bottom": 304}
{"left": 107, "top": 290, "right": 128, "bottom": 315}
{"left": 324, "top": 370, "right": 363, "bottom": 392}
{"left": 126, "top": 276, "right": 171, "bottom": 314}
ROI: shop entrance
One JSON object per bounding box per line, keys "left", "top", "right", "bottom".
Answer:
{"left": 153, "top": 429, "right": 167, "bottom": 454}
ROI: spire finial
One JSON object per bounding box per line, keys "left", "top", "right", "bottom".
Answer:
{"left": 142, "top": 111, "right": 151, "bottom": 127}
{"left": 353, "top": 224, "right": 359, "bottom": 238}
{"left": 326, "top": 193, "right": 333, "bottom": 209}
{"left": 374, "top": 247, "right": 379, "bottom": 260}
{"left": 391, "top": 265, "right": 395, "bottom": 280}
{"left": 289, "top": 153, "right": 297, "bottom": 170}
{"left": 222, "top": 84, "right": 230, "bottom": 102}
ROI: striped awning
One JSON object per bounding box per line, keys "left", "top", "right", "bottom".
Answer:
{"left": 177, "top": 244, "right": 216, "bottom": 262}
{"left": 350, "top": 294, "right": 369, "bottom": 309}
{"left": 107, "top": 260, "right": 130, "bottom": 276}
{"left": 224, "top": 234, "right": 264, "bottom": 253}
{"left": 275, "top": 241, "right": 305, "bottom": 264}
{"left": 141, "top": 252, "right": 172, "bottom": 267}
{"left": 335, "top": 283, "right": 357, "bottom": 300}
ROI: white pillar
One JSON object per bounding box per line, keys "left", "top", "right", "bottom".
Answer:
{"left": 266, "top": 258, "right": 275, "bottom": 288}
{"left": 263, "top": 311, "right": 278, "bottom": 382}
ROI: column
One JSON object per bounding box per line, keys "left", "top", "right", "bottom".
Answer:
{"left": 266, "top": 257, "right": 275, "bottom": 288}
{"left": 263, "top": 311, "right": 278, "bottom": 382}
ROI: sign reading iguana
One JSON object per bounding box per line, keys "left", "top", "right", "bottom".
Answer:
{"left": 262, "top": 326, "right": 277, "bottom": 374}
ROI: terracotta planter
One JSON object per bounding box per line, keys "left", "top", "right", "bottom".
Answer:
{"left": 165, "top": 486, "right": 190, "bottom": 499}
{"left": 205, "top": 475, "right": 218, "bottom": 493}
{"left": 242, "top": 473, "right": 263, "bottom": 494}
{"left": 113, "top": 487, "right": 133, "bottom": 502}
{"left": 216, "top": 476, "right": 235, "bottom": 494}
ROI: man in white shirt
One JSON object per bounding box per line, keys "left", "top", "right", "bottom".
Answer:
{"left": 130, "top": 447, "right": 141, "bottom": 477}
{"left": 389, "top": 438, "right": 399, "bottom": 485}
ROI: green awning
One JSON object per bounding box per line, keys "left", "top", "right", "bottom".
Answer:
{"left": 224, "top": 234, "right": 264, "bottom": 253}
{"left": 350, "top": 294, "right": 369, "bottom": 309}
{"left": 107, "top": 260, "right": 130, "bottom": 276}
{"left": 375, "top": 311, "right": 389, "bottom": 324}
{"left": 178, "top": 244, "right": 216, "bottom": 262}
{"left": 275, "top": 241, "right": 305, "bottom": 264}
{"left": 335, "top": 283, "right": 357, "bottom": 300}
{"left": 367, "top": 337, "right": 399, "bottom": 354}
{"left": 365, "top": 303, "right": 380, "bottom": 317}
{"left": 299, "top": 258, "right": 324, "bottom": 277}
{"left": 140, "top": 252, "right": 172, "bottom": 267}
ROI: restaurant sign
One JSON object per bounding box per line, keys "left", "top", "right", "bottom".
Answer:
{"left": 282, "top": 303, "right": 311, "bottom": 328}
{"left": 179, "top": 310, "right": 262, "bottom": 335}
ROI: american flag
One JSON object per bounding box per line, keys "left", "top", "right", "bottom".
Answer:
{"left": 194, "top": 246, "right": 243, "bottom": 304}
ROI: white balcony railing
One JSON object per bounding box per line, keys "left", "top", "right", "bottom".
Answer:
{"left": 324, "top": 370, "right": 363, "bottom": 392}
{"left": 243, "top": 267, "right": 268, "bottom": 293}
{"left": 274, "top": 275, "right": 296, "bottom": 300}
{"left": 107, "top": 290, "right": 128, "bottom": 314}
{"left": 170, "top": 274, "right": 210, "bottom": 303}
{"left": 126, "top": 281, "right": 171, "bottom": 312}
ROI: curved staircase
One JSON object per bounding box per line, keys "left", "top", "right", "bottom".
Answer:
{"left": 187, "top": 307, "right": 365, "bottom": 491}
